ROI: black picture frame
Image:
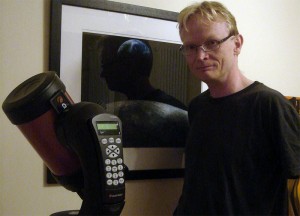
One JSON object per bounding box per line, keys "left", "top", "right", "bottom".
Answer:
{"left": 48, "top": 0, "right": 192, "bottom": 182}
{"left": 49, "top": 0, "right": 179, "bottom": 75}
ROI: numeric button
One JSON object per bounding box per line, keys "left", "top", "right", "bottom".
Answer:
{"left": 119, "top": 178, "right": 124, "bottom": 184}
{"left": 117, "top": 158, "right": 123, "bottom": 164}
{"left": 107, "top": 179, "right": 113, "bottom": 185}
{"left": 106, "top": 173, "right": 112, "bottom": 179}
{"left": 105, "top": 159, "right": 111, "bottom": 165}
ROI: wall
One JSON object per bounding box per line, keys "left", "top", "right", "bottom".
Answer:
{"left": 0, "top": 0, "right": 299, "bottom": 215}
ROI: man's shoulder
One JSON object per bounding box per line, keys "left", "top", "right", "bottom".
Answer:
{"left": 246, "top": 81, "right": 288, "bottom": 104}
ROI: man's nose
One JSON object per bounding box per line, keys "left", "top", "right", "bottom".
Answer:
{"left": 195, "top": 46, "right": 208, "bottom": 60}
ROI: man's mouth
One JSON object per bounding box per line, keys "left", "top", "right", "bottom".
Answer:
{"left": 197, "top": 65, "right": 215, "bottom": 71}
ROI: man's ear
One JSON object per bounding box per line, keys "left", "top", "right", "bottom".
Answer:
{"left": 234, "top": 34, "right": 243, "bottom": 55}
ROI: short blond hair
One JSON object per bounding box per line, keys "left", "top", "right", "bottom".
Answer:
{"left": 178, "top": 1, "right": 239, "bottom": 35}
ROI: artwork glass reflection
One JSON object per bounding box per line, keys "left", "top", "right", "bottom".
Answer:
{"left": 47, "top": 1, "right": 203, "bottom": 181}
{"left": 82, "top": 33, "right": 200, "bottom": 149}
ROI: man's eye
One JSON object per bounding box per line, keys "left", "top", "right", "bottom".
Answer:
{"left": 185, "top": 45, "right": 197, "bottom": 51}
{"left": 205, "top": 40, "right": 218, "bottom": 47}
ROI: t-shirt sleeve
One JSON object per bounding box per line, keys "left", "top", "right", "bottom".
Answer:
{"left": 269, "top": 94, "right": 300, "bottom": 178}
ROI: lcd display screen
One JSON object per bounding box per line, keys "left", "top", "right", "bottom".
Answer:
{"left": 96, "top": 121, "right": 120, "bottom": 135}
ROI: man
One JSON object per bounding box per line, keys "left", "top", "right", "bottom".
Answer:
{"left": 174, "top": 1, "right": 300, "bottom": 215}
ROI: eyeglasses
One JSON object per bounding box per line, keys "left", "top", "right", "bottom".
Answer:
{"left": 179, "top": 34, "right": 234, "bottom": 56}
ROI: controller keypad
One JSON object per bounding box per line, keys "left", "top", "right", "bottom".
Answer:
{"left": 101, "top": 137, "right": 124, "bottom": 186}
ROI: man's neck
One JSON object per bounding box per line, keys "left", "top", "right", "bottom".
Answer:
{"left": 207, "top": 73, "right": 253, "bottom": 98}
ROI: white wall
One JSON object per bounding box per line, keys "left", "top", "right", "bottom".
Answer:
{"left": 0, "top": 0, "right": 299, "bottom": 215}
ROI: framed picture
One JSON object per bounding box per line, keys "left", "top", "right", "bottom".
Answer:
{"left": 48, "top": 0, "right": 201, "bottom": 182}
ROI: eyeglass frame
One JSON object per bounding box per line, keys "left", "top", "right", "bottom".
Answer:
{"left": 179, "top": 34, "right": 234, "bottom": 56}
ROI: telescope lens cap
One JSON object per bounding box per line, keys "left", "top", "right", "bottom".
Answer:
{"left": 2, "top": 71, "right": 65, "bottom": 124}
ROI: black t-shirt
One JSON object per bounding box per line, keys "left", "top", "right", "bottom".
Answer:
{"left": 175, "top": 82, "right": 300, "bottom": 215}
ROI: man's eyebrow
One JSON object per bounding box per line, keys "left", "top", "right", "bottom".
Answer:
{"left": 183, "top": 37, "right": 216, "bottom": 46}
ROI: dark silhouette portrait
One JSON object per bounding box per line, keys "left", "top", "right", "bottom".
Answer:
{"left": 101, "top": 37, "right": 187, "bottom": 110}
{"left": 99, "top": 36, "right": 189, "bottom": 148}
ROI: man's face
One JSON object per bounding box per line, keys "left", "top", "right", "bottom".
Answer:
{"left": 180, "top": 15, "right": 240, "bottom": 85}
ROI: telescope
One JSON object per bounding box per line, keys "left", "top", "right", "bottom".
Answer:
{"left": 2, "top": 71, "right": 125, "bottom": 215}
